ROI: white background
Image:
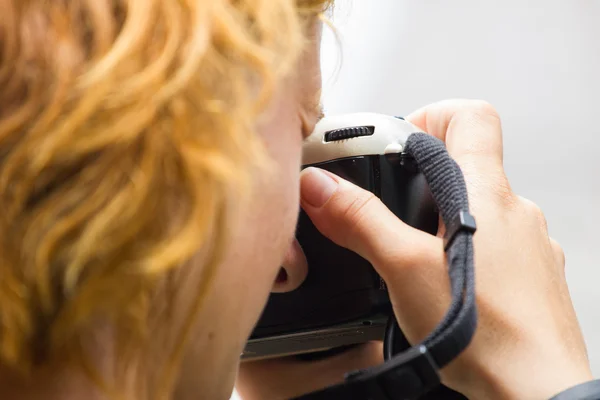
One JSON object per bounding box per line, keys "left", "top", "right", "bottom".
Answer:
{"left": 233, "top": 1, "right": 600, "bottom": 398}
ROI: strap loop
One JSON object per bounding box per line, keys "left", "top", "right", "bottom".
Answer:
{"left": 444, "top": 211, "right": 477, "bottom": 251}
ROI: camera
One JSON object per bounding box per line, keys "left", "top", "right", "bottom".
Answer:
{"left": 242, "top": 113, "right": 439, "bottom": 361}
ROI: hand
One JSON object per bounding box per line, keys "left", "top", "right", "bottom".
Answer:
{"left": 236, "top": 99, "right": 593, "bottom": 400}
{"left": 293, "top": 99, "right": 592, "bottom": 399}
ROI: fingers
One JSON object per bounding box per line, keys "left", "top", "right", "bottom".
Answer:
{"left": 300, "top": 167, "right": 450, "bottom": 341}
{"left": 407, "top": 99, "right": 515, "bottom": 214}
{"left": 299, "top": 167, "right": 443, "bottom": 281}
{"left": 406, "top": 99, "right": 506, "bottom": 181}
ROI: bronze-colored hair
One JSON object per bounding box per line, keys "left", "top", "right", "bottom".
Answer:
{"left": 0, "top": 0, "right": 331, "bottom": 398}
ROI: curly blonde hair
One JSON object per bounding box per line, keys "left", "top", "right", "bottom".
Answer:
{"left": 0, "top": 0, "right": 331, "bottom": 397}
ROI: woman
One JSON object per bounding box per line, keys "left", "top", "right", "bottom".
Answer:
{"left": 0, "top": 1, "right": 593, "bottom": 399}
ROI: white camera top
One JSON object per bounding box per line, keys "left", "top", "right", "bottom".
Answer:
{"left": 302, "top": 113, "right": 423, "bottom": 166}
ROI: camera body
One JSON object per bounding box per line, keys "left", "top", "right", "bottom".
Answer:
{"left": 242, "top": 113, "right": 439, "bottom": 361}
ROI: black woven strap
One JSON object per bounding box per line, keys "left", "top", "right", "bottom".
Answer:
{"left": 404, "top": 133, "right": 477, "bottom": 369}
{"left": 293, "top": 132, "right": 478, "bottom": 400}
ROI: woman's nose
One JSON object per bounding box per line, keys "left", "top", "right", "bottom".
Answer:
{"left": 271, "top": 238, "right": 308, "bottom": 293}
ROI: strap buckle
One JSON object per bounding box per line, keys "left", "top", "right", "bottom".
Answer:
{"left": 344, "top": 345, "right": 441, "bottom": 400}
{"left": 444, "top": 210, "right": 477, "bottom": 251}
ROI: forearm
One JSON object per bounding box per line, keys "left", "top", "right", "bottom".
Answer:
{"left": 447, "top": 336, "right": 595, "bottom": 400}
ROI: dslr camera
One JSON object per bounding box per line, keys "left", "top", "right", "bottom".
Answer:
{"left": 243, "top": 113, "right": 438, "bottom": 361}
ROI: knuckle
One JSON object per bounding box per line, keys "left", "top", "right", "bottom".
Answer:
{"left": 491, "top": 174, "right": 517, "bottom": 209}
{"left": 450, "top": 99, "right": 504, "bottom": 160}
{"left": 339, "top": 190, "right": 378, "bottom": 228}
{"left": 465, "top": 99, "right": 501, "bottom": 122}
{"left": 460, "top": 167, "right": 516, "bottom": 210}
{"left": 518, "top": 196, "right": 548, "bottom": 231}
{"left": 550, "top": 238, "right": 566, "bottom": 266}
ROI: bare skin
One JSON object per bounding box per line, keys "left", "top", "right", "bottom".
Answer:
{"left": 236, "top": 100, "right": 593, "bottom": 400}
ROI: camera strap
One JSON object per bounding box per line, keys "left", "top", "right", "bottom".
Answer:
{"left": 293, "top": 132, "right": 478, "bottom": 400}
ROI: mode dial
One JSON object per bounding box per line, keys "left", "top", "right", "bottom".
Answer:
{"left": 324, "top": 125, "right": 375, "bottom": 142}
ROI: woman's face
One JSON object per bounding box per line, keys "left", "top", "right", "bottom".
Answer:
{"left": 174, "top": 22, "right": 324, "bottom": 399}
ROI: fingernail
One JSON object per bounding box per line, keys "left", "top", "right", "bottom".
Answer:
{"left": 300, "top": 167, "right": 338, "bottom": 208}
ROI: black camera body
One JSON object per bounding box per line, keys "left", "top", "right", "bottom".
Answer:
{"left": 242, "top": 113, "right": 439, "bottom": 361}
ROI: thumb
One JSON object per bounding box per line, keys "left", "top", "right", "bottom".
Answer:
{"left": 299, "top": 167, "right": 443, "bottom": 282}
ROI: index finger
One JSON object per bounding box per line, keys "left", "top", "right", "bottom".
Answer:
{"left": 405, "top": 99, "right": 505, "bottom": 172}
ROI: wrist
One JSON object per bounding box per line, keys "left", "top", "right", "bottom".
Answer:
{"left": 453, "top": 348, "right": 594, "bottom": 400}
{"left": 477, "top": 364, "right": 593, "bottom": 400}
